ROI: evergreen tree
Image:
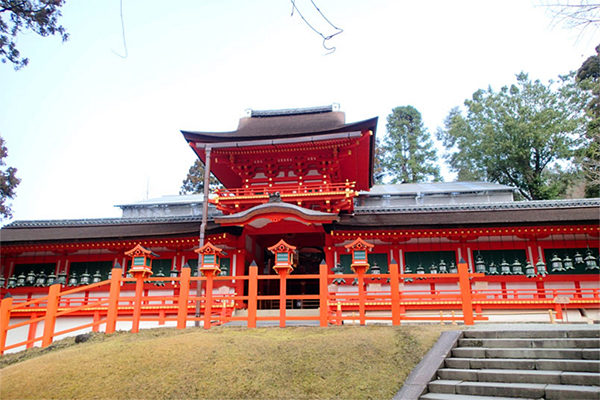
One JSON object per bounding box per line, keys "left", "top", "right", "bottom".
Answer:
{"left": 0, "top": 135, "right": 20, "bottom": 219}
{"left": 382, "top": 106, "right": 440, "bottom": 183}
{"left": 180, "top": 159, "right": 222, "bottom": 195}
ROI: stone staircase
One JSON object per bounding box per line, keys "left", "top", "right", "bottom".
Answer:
{"left": 421, "top": 328, "right": 600, "bottom": 400}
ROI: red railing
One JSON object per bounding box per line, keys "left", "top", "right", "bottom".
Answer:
{"left": 1, "top": 262, "right": 599, "bottom": 354}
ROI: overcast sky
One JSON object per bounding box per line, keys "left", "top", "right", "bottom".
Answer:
{"left": 0, "top": 0, "right": 597, "bottom": 223}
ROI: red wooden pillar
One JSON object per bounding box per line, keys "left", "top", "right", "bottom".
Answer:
{"left": 131, "top": 274, "right": 144, "bottom": 334}
{"left": 203, "top": 272, "right": 215, "bottom": 330}
{"left": 248, "top": 265, "right": 258, "bottom": 328}
{"left": 457, "top": 259, "right": 474, "bottom": 325}
{"left": 278, "top": 269, "right": 288, "bottom": 328}
{"left": 357, "top": 267, "right": 367, "bottom": 325}
{"left": 42, "top": 283, "right": 61, "bottom": 347}
{"left": 0, "top": 296, "right": 13, "bottom": 354}
{"left": 389, "top": 260, "right": 401, "bottom": 326}
{"left": 319, "top": 262, "right": 329, "bottom": 327}
{"left": 26, "top": 314, "right": 38, "bottom": 349}
{"left": 177, "top": 267, "right": 191, "bottom": 329}
{"left": 105, "top": 267, "right": 122, "bottom": 334}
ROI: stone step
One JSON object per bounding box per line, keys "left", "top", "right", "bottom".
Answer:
{"left": 459, "top": 338, "right": 600, "bottom": 349}
{"left": 445, "top": 357, "right": 600, "bottom": 372}
{"left": 452, "top": 347, "right": 600, "bottom": 360}
{"left": 437, "top": 368, "right": 600, "bottom": 385}
{"left": 428, "top": 379, "right": 600, "bottom": 399}
{"left": 464, "top": 329, "right": 600, "bottom": 339}
{"left": 420, "top": 393, "right": 540, "bottom": 400}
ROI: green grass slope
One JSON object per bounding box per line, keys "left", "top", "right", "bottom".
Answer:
{"left": 0, "top": 325, "right": 450, "bottom": 399}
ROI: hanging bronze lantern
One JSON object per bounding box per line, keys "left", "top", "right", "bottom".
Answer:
{"left": 7, "top": 275, "right": 17, "bottom": 288}
{"left": 500, "top": 259, "right": 511, "bottom": 275}
{"left": 25, "top": 270, "right": 36, "bottom": 286}
{"left": 56, "top": 271, "right": 67, "bottom": 285}
{"left": 475, "top": 255, "right": 487, "bottom": 274}
{"left": 416, "top": 263, "right": 425, "bottom": 274}
{"left": 169, "top": 266, "right": 179, "bottom": 278}
{"left": 550, "top": 254, "right": 564, "bottom": 272}
{"left": 429, "top": 262, "right": 438, "bottom": 274}
{"left": 0, "top": 275, "right": 4, "bottom": 288}
{"left": 92, "top": 270, "right": 102, "bottom": 283}
{"left": 67, "top": 272, "right": 79, "bottom": 286}
{"left": 46, "top": 271, "right": 57, "bottom": 286}
{"left": 487, "top": 261, "right": 499, "bottom": 275}
{"left": 34, "top": 271, "right": 47, "bottom": 287}
{"left": 80, "top": 270, "right": 91, "bottom": 285}
{"left": 403, "top": 264, "right": 413, "bottom": 283}
{"left": 448, "top": 261, "right": 457, "bottom": 274}
{"left": 584, "top": 249, "right": 599, "bottom": 271}
{"left": 562, "top": 255, "right": 574, "bottom": 271}
{"left": 154, "top": 269, "right": 166, "bottom": 286}
{"left": 511, "top": 259, "right": 524, "bottom": 275}
{"left": 574, "top": 251, "right": 584, "bottom": 265}
{"left": 525, "top": 261, "right": 536, "bottom": 278}
{"left": 536, "top": 259, "right": 548, "bottom": 277}
{"left": 438, "top": 260, "right": 448, "bottom": 274}
{"left": 16, "top": 272, "right": 26, "bottom": 287}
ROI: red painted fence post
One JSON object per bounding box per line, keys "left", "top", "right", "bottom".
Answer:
{"left": 42, "top": 283, "right": 61, "bottom": 347}
{"left": 278, "top": 270, "right": 288, "bottom": 328}
{"left": 105, "top": 268, "right": 122, "bottom": 334}
{"left": 248, "top": 265, "right": 258, "bottom": 328}
{"left": 389, "top": 260, "right": 401, "bottom": 326}
{"left": 0, "top": 296, "right": 13, "bottom": 355}
{"left": 357, "top": 268, "right": 366, "bottom": 325}
{"left": 457, "top": 259, "right": 474, "bottom": 325}
{"left": 177, "top": 267, "right": 191, "bottom": 329}
{"left": 203, "top": 272, "right": 215, "bottom": 330}
{"left": 319, "top": 262, "right": 329, "bottom": 327}
{"left": 131, "top": 273, "right": 145, "bottom": 334}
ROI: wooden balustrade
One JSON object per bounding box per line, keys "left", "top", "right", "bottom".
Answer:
{"left": 0, "top": 262, "right": 598, "bottom": 355}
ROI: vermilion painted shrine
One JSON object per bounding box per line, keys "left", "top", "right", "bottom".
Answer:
{"left": 1, "top": 105, "right": 599, "bottom": 353}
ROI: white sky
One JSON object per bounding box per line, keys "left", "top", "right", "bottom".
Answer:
{"left": 0, "top": 0, "right": 597, "bottom": 223}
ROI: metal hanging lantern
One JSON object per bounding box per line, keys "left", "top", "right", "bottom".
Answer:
{"left": 34, "top": 271, "right": 47, "bottom": 287}
{"left": 475, "top": 255, "right": 487, "bottom": 274}
{"left": 429, "top": 262, "right": 438, "bottom": 274}
{"left": 500, "top": 259, "right": 511, "bottom": 275}
{"left": 525, "top": 261, "right": 536, "bottom": 278}
{"left": 92, "top": 270, "right": 102, "bottom": 283}
{"left": 154, "top": 269, "right": 166, "bottom": 286}
{"left": 7, "top": 275, "right": 17, "bottom": 288}
{"left": 438, "top": 260, "right": 448, "bottom": 274}
{"left": 67, "top": 272, "right": 79, "bottom": 286}
{"left": 56, "top": 270, "right": 67, "bottom": 285}
{"left": 25, "top": 270, "right": 36, "bottom": 286}
{"left": 332, "top": 262, "right": 346, "bottom": 285}
{"left": 80, "top": 270, "right": 91, "bottom": 285}
{"left": 584, "top": 249, "right": 599, "bottom": 271}
{"left": 369, "top": 260, "right": 381, "bottom": 280}
{"left": 0, "top": 275, "right": 4, "bottom": 288}
{"left": 16, "top": 272, "right": 26, "bottom": 287}
{"left": 487, "top": 261, "right": 499, "bottom": 275}
{"left": 169, "top": 266, "right": 179, "bottom": 278}
{"left": 46, "top": 271, "right": 57, "bottom": 286}
{"left": 449, "top": 261, "right": 458, "bottom": 274}
{"left": 550, "top": 254, "right": 564, "bottom": 272}
{"left": 511, "top": 259, "right": 524, "bottom": 275}
{"left": 574, "top": 251, "right": 584, "bottom": 265}
{"left": 403, "top": 264, "right": 413, "bottom": 283}
{"left": 536, "top": 259, "right": 548, "bottom": 277}
{"left": 562, "top": 255, "right": 574, "bottom": 271}
{"left": 416, "top": 263, "right": 425, "bottom": 274}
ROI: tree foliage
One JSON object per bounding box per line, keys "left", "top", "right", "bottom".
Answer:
{"left": 382, "top": 106, "right": 440, "bottom": 183}
{"left": 0, "top": 0, "right": 68, "bottom": 69}
{"left": 575, "top": 43, "right": 600, "bottom": 196}
{"left": 0, "top": 135, "right": 20, "bottom": 219}
{"left": 180, "top": 159, "right": 222, "bottom": 195}
{"left": 437, "top": 73, "right": 588, "bottom": 200}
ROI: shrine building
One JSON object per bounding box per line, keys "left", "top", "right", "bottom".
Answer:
{"left": 0, "top": 105, "right": 599, "bottom": 351}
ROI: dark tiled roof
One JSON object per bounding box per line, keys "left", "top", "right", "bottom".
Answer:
{"left": 355, "top": 198, "right": 600, "bottom": 214}
{"left": 3, "top": 215, "right": 204, "bottom": 229}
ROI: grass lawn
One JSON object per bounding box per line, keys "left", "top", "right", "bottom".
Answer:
{"left": 0, "top": 325, "right": 453, "bottom": 399}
